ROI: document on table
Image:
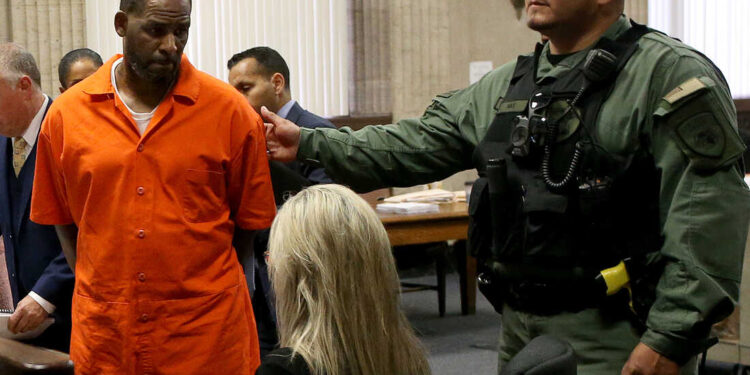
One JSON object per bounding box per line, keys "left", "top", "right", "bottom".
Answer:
{"left": 376, "top": 202, "right": 440, "bottom": 215}
{"left": 383, "top": 189, "right": 456, "bottom": 203}
{"left": 0, "top": 312, "right": 54, "bottom": 340}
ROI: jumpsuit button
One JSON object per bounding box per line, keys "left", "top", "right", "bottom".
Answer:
{"left": 137, "top": 273, "right": 146, "bottom": 282}
{"left": 137, "top": 229, "right": 146, "bottom": 238}
{"left": 137, "top": 186, "right": 145, "bottom": 195}
{"left": 137, "top": 144, "right": 144, "bottom": 152}
{"left": 140, "top": 314, "right": 149, "bottom": 322}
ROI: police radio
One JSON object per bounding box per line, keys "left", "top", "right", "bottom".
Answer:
{"left": 510, "top": 91, "right": 552, "bottom": 158}
{"left": 510, "top": 48, "right": 619, "bottom": 188}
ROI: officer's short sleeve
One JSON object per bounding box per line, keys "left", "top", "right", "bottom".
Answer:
{"left": 30, "top": 106, "right": 74, "bottom": 225}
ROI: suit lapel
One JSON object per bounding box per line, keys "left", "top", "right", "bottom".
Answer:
{"left": 0, "top": 137, "right": 12, "bottom": 234}
{"left": 14, "top": 100, "right": 51, "bottom": 235}
{"left": 285, "top": 102, "right": 304, "bottom": 123}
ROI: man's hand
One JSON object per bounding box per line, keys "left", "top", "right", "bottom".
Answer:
{"left": 262, "top": 106, "right": 301, "bottom": 163}
{"left": 622, "top": 343, "right": 680, "bottom": 375}
{"left": 7, "top": 295, "right": 49, "bottom": 334}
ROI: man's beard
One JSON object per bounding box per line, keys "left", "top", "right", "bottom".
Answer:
{"left": 124, "top": 48, "right": 178, "bottom": 84}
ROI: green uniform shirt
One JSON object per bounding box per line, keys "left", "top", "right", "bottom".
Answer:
{"left": 298, "top": 16, "right": 750, "bottom": 362}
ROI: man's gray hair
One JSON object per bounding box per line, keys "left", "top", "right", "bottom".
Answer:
{"left": 0, "top": 43, "right": 42, "bottom": 87}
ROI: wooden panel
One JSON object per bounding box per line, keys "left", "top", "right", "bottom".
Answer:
{"left": 348, "top": 0, "right": 392, "bottom": 115}
{"left": 5, "top": 0, "right": 86, "bottom": 96}
{"left": 0, "top": 0, "right": 10, "bottom": 42}
{"left": 384, "top": 217, "right": 468, "bottom": 246}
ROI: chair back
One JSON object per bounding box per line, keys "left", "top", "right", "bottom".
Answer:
{"left": 0, "top": 337, "right": 74, "bottom": 374}
{"left": 500, "top": 335, "right": 576, "bottom": 375}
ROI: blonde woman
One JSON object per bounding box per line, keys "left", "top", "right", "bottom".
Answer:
{"left": 257, "top": 184, "right": 431, "bottom": 375}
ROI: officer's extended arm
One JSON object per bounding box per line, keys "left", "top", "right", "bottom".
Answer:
{"left": 265, "top": 82, "right": 498, "bottom": 192}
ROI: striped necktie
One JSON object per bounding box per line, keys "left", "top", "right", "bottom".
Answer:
{"left": 13, "top": 137, "right": 28, "bottom": 176}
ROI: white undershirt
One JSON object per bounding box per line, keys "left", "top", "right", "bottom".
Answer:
{"left": 111, "top": 58, "right": 156, "bottom": 134}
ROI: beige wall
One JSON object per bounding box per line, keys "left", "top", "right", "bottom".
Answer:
{"left": 625, "top": 0, "right": 649, "bottom": 24}
{"left": 390, "top": 0, "right": 648, "bottom": 120}
{"left": 0, "top": 0, "right": 86, "bottom": 97}
{"left": 358, "top": 0, "right": 648, "bottom": 192}
{"left": 387, "top": 0, "right": 538, "bottom": 192}
{"left": 349, "top": 0, "right": 392, "bottom": 115}
{"left": 391, "top": 0, "right": 538, "bottom": 120}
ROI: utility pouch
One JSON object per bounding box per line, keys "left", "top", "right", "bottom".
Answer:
{"left": 468, "top": 177, "right": 491, "bottom": 259}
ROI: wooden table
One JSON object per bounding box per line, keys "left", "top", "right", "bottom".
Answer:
{"left": 376, "top": 202, "right": 477, "bottom": 315}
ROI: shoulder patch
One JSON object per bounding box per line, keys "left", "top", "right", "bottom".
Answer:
{"left": 664, "top": 77, "right": 706, "bottom": 104}
{"left": 656, "top": 81, "right": 745, "bottom": 171}
{"left": 675, "top": 113, "right": 725, "bottom": 158}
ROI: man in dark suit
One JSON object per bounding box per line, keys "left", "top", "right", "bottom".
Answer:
{"left": 228, "top": 46, "right": 335, "bottom": 185}
{"left": 0, "top": 43, "right": 73, "bottom": 352}
{"left": 228, "top": 46, "right": 335, "bottom": 357}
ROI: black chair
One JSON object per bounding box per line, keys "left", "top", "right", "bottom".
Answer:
{"left": 702, "top": 360, "right": 750, "bottom": 375}
{"left": 398, "top": 242, "right": 449, "bottom": 317}
{"left": 0, "top": 337, "right": 73, "bottom": 374}
{"left": 500, "top": 335, "right": 577, "bottom": 375}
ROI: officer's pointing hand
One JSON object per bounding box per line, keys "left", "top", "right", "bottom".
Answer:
{"left": 262, "top": 106, "right": 300, "bottom": 163}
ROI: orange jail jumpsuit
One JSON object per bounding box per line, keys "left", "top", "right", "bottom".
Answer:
{"left": 30, "top": 55, "right": 276, "bottom": 375}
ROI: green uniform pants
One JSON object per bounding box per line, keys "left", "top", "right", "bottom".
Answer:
{"left": 497, "top": 304, "right": 698, "bottom": 374}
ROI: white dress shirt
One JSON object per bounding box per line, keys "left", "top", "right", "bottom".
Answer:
{"left": 276, "top": 99, "right": 296, "bottom": 120}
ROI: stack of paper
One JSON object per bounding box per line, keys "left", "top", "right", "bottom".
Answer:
{"left": 376, "top": 202, "right": 440, "bottom": 215}
{"left": 0, "top": 312, "right": 55, "bottom": 340}
{"left": 383, "top": 189, "right": 456, "bottom": 203}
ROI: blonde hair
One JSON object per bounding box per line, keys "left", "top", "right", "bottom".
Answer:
{"left": 268, "top": 184, "right": 431, "bottom": 375}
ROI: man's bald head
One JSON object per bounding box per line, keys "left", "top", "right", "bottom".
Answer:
{"left": 0, "top": 43, "right": 42, "bottom": 88}
{"left": 120, "top": 0, "right": 191, "bottom": 15}
{"left": 0, "top": 43, "right": 45, "bottom": 138}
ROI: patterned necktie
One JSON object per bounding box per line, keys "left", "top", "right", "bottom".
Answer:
{"left": 13, "top": 137, "right": 28, "bottom": 176}
{"left": 0, "top": 237, "right": 13, "bottom": 310}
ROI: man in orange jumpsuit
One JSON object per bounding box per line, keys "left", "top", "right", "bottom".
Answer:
{"left": 30, "top": 0, "right": 276, "bottom": 373}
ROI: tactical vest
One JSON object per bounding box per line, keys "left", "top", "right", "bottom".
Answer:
{"left": 469, "top": 22, "right": 664, "bottom": 280}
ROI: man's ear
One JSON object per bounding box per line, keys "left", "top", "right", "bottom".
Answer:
{"left": 271, "top": 73, "right": 286, "bottom": 95}
{"left": 114, "top": 11, "right": 128, "bottom": 37}
{"left": 17, "top": 76, "right": 33, "bottom": 92}
{"left": 59, "top": 86, "right": 66, "bottom": 94}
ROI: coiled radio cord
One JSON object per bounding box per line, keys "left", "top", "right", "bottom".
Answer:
{"left": 541, "top": 85, "right": 585, "bottom": 190}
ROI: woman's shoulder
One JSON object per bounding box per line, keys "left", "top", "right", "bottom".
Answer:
{"left": 256, "top": 348, "right": 313, "bottom": 375}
